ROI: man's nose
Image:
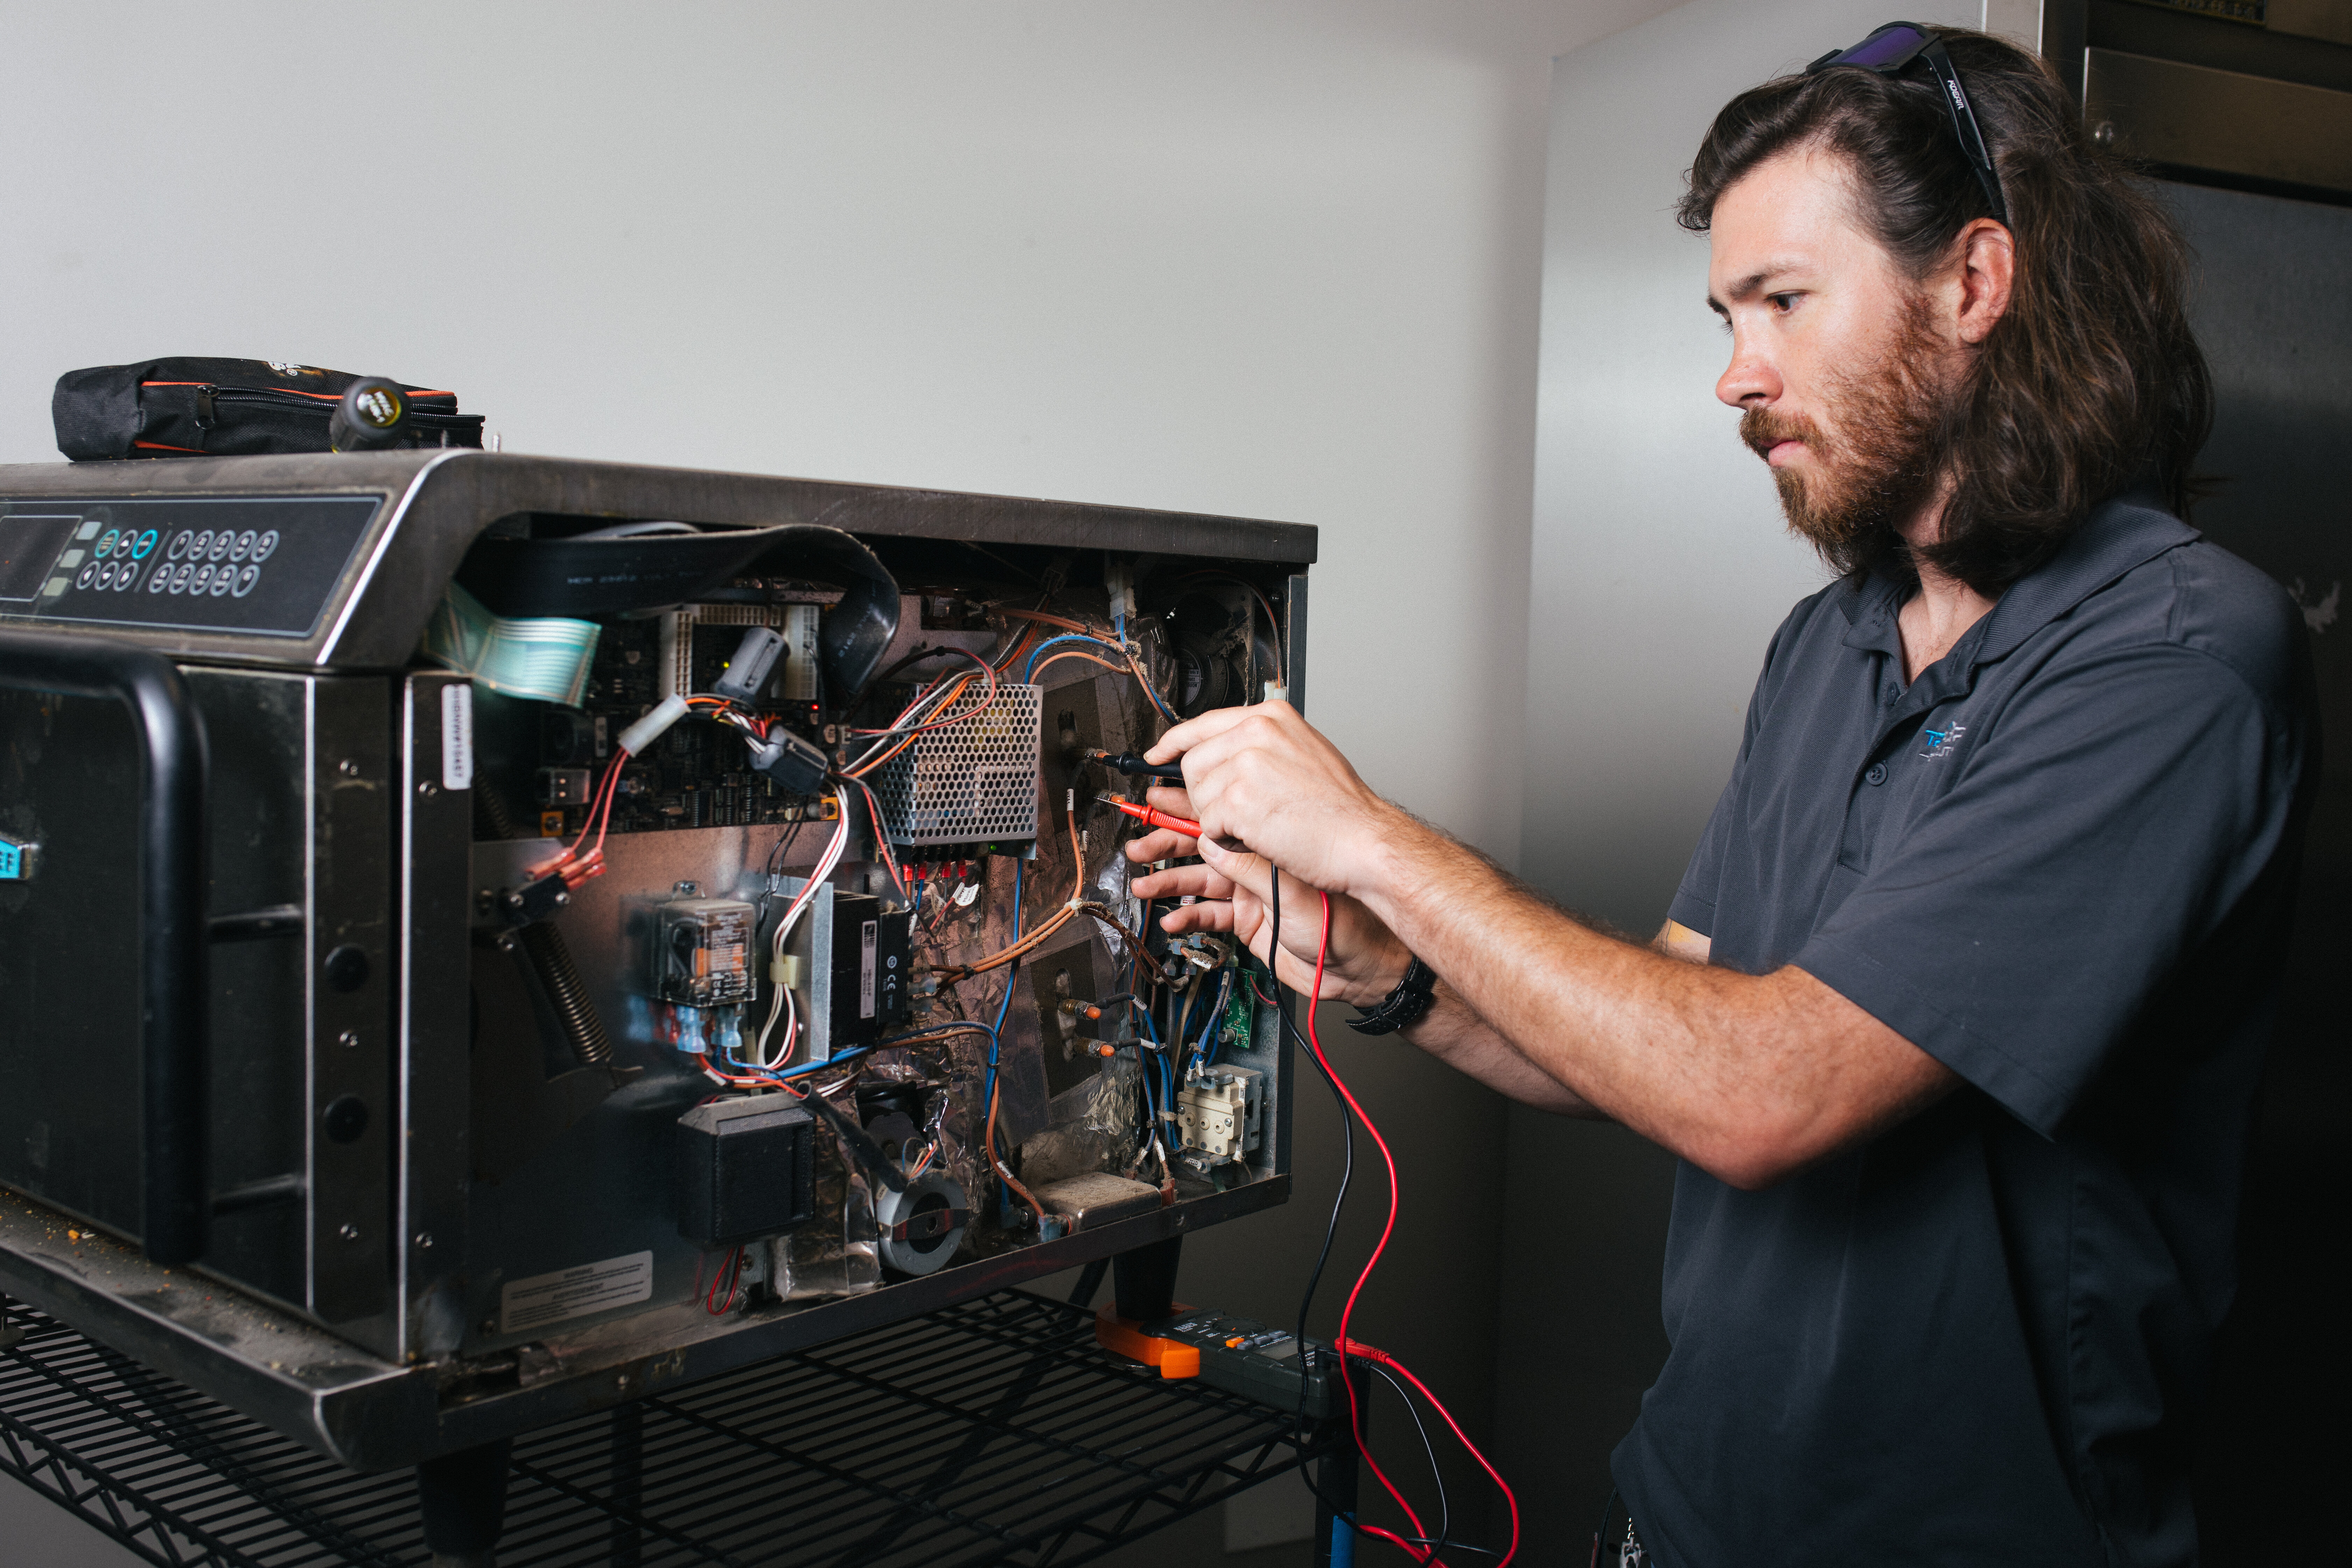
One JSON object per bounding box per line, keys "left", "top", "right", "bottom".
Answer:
{"left": 1716, "top": 336, "right": 1780, "bottom": 410}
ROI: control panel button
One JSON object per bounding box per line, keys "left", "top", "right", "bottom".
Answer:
{"left": 169, "top": 563, "right": 195, "bottom": 593}
{"left": 208, "top": 565, "right": 233, "bottom": 596}
{"left": 95, "top": 561, "right": 117, "bottom": 589}
{"left": 206, "top": 532, "right": 232, "bottom": 562}
{"left": 95, "top": 529, "right": 120, "bottom": 560}
{"left": 74, "top": 563, "right": 97, "bottom": 590}
{"left": 230, "top": 529, "right": 257, "bottom": 561}
{"left": 147, "top": 565, "right": 172, "bottom": 594}
{"left": 167, "top": 531, "right": 192, "bottom": 561}
{"left": 232, "top": 564, "right": 261, "bottom": 598}
{"left": 131, "top": 529, "right": 158, "bottom": 560}
{"left": 115, "top": 561, "right": 142, "bottom": 591}
{"left": 190, "top": 530, "right": 214, "bottom": 558}
{"left": 252, "top": 529, "right": 280, "bottom": 562}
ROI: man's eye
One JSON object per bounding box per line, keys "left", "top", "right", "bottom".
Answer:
{"left": 1768, "top": 293, "right": 1799, "bottom": 313}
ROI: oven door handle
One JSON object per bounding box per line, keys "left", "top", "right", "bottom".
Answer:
{"left": 0, "top": 629, "right": 210, "bottom": 1266}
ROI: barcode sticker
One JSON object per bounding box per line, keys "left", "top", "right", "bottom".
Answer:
{"left": 441, "top": 683, "right": 475, "bottom": 791}
{"left": 860, "top": 918, "right": 878, "bottom": 1018}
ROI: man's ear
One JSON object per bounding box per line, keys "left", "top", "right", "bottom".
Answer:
{"left": 1953, "top": 218, "right": 2015, "bottom": 346}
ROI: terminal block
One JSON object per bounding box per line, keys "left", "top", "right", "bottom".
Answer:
{"left": 1176, "top": 1065, "right": 1263, "bottom": 1161}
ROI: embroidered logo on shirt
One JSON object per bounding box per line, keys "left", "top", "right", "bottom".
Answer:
{"left": 1920, "top": 722, "right": 1968, "bottom": 760}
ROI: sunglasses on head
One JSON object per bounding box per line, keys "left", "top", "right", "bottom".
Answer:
{"left": 1806, "top": 21, "right": 2010, "bottom": 227}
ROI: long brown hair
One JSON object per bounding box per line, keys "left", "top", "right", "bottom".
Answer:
{"left": 1678, "top": 27, "right": 2212, "bottom": 596}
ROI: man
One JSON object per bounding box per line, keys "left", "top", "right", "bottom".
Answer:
{"left": 1125, "top": 25, "right": 2315, "bottom": 1567}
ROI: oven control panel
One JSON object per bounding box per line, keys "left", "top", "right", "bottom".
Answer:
{"left": 0, "top": 494, "right": 382, "bottom": 639}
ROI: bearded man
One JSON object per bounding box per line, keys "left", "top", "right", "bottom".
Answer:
{"left": 1124, "top": 24, "right": 2316, "bottom": 1567}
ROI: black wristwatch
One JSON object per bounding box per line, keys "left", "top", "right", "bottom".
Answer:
{"left": 1347, "top": 955, "right": 1437, "bottom": 1036}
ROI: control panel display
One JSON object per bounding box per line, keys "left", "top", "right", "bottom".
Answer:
{"left": 0, "top": 495, "right": 382, "bottom": 638}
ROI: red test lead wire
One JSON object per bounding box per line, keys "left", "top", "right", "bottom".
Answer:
{"left": 1098, "top": 794, "right": 1200, "bottom": 838}
{"left": 1306, "top": 889, "right": 1520, "bottom": 1568}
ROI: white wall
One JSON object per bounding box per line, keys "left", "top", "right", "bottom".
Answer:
{"left": 0, "top": 3, "right": 1674, "bottom": 1561}
{"left": 1497, "top": 0, "right": 1985, "bottom": 1547}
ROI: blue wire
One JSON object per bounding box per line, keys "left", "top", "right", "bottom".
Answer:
{"left": 771, "top": 1044, "right": 873, "bottom": 1081}
{"left": 980, "top": 860, "right": 1024, "bottom": 1126}
{"left": 1197, "top": 968, "right": 1232, "bottom": 1066}
{"left": 1022, "top": 634, "right": 1128, "bottom": 682}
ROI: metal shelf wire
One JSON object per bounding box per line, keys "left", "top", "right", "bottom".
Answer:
{"left": 0, "top": 1290, "right": 1337, "bottom": 1567}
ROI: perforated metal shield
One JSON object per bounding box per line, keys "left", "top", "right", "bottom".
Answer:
{"left": 875, "top": 682, "right": 1043, "bottom": 847}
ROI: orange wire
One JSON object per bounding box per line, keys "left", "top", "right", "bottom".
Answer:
{"left": 995, "top": 607, "right": 1095, "bottom": 635}
{"left": 986, "top": 1072, "right": 1045, "bottom": 1220}
{"left": 1028, "top": 650, "right": 1130, "bottom": 685}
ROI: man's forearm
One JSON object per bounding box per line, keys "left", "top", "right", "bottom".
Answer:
{"left": 1398, "top": 981, "right": 1603, "bottom": 1118}
{"left": 1348, "top": 813, "right": 1952, "bottom": 1188}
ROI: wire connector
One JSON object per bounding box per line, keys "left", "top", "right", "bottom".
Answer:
{"left": 616, "top": 693, "right": 690, "bottom": 755}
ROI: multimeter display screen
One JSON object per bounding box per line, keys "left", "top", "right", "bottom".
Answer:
{"left": 0, "top": 513, "right": 80, "bottom": 603}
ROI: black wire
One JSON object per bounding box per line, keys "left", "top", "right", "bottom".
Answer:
{"left": 1259, "top": 860, "right": 1367, "bottom": 1534}
{"left": 1371, "top": 1364, "right": 1450, "bottom": 1562}
{"left": 765, "top": 814, "right": 810, "bottom": 877}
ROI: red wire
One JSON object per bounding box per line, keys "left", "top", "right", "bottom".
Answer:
{"left": 587, "top": 746, "right": 631, "bottom": 859}
{"left": 1346, "top": 1340, "right": 1521, "bottom": 1566}
{"left": 1303, "top": 890, "right": 1520, "bottom": 1566}
{"left": 1304, "top": 892, "right": 1433, "bottom": 1561}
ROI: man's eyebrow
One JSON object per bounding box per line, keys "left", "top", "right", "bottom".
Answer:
{"left": 1705, "top": 260, "right": 1808, "bottom": 313}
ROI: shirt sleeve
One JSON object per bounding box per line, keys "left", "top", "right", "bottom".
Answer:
{"left": 1793, "top": 643, "right": 2305, "bottom": 1138}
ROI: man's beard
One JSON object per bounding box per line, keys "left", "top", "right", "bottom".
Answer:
{"left": 1740, "top": 303, "right": 1953, "bottom": 572}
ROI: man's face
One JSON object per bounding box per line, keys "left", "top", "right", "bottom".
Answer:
{"left": 1707, "top": 145, "right": 1956, "bottom": 552}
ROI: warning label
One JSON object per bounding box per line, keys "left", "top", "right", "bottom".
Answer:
{"left": 499, "top": 1250, "right": 653, "bottom": 1335}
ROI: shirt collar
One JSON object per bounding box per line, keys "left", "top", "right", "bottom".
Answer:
{"left": 1970, "top": 486, "right": 2196, "bottom": 664}
{"left": 1834, "top": 485, "right": 2197, "bottom": 667}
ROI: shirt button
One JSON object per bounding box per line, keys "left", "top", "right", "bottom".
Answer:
{"left": 1866, "top": 763, "right": 1889, "bottom": 786}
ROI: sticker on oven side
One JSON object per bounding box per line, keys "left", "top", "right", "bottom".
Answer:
{"left": 860, "top": 918, "right": 878, "bottom": 1018}
{"left": 441, "top": 682, "right": 475, "bottom": 791}
{"left": 499, "top": 1250, "right": 653, "bottom": 1335}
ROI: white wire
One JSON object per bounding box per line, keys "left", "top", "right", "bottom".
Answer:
{"left": 755, "top": 786, "right": 852, "bottom": 1065}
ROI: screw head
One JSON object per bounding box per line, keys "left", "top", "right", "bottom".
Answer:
{"left": 413, "top": 1232, "right": 434, "bottom": 1250}
{"left": 337, "top": 1223, "right": 360, "bottom": 1242}
{"left": 338, "top": 758, "right": 360, "bottom": 777}
{"left": 337, "top": 1029, "right": 359, "bottom": 1050}
{"left": 418, "top": 781, "right": 437, "bottom": 796}
{"left": 2094, "top": 120, "right": 2117, "bottom": 146}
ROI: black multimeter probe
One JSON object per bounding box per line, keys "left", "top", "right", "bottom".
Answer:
{"left": 1087, "top": 749, "right": 1185, "bottom": 782}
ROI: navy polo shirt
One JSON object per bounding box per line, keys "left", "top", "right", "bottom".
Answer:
{"left": 1614, "top": 492, "right": 2317, "bottom": 1567}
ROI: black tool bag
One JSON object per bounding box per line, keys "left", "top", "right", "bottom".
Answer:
{"left": 53, "top": 357, "right": 485, "bottom": 460}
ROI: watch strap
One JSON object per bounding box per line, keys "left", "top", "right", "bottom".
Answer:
{"left": 1347, "top": 955, "right": 1437, "bottom": 1036}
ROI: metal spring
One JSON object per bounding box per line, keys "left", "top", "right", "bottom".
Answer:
{"left": 515, "top": 919, "right": 614, "bottom": 1068}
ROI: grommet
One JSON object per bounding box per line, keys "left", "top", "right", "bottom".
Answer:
{"left": 323, "top": 1094, "right": 370, "bottom": 1144}
{"left": 324, "top": 945, "right": 369, "bottom": 992}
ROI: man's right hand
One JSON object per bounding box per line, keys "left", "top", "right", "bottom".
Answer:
{"left": 1124, "top": 785, "right": 1412, "bottom": 1008}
